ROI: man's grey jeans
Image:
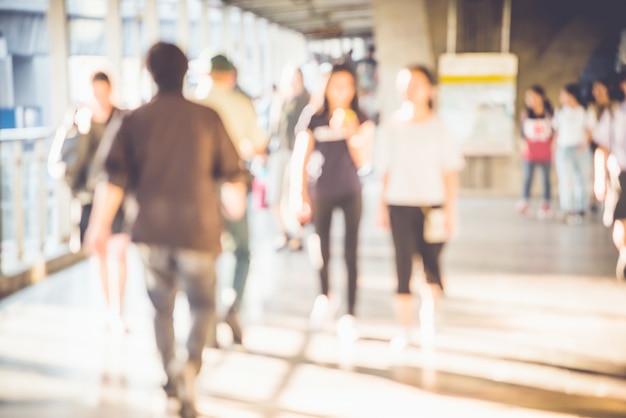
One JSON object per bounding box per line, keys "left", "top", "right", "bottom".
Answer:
{"left": 137, "top": 244, "right": 217, "bottom": 374}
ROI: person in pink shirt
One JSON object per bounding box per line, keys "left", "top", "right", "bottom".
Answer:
{"left": 517, "top": 85, "right": 554, "bottom": 219}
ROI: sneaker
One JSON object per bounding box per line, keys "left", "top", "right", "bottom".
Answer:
{"left": 274, "top": 234, "right": 290, "bottom": 251}
{"left": 224, "top": 311, "right": 243, "bottom": 345}
{"left": 178, "top": 364, "right": 198, "bottom": 418}
{"left": 309, "top": 294, "right": 330, "bottom": 330}
{"left": 162, "top": 378, "right": 178, "bottom": 398}
{"left": 516, "top": 200, "right": 529, "bottom": 215}
{"left": 336, "top": 314, "right": 358, "bottom": 343}
{"left": 537, "top": 203, "right": 550, "bottom": 220}
{"left": 616, "top": 250, "right": 626, "bottom": 281}
{"left": 166, "top": 361, "right": 197, "bottom": 418}
{"left": 566, "top": 213, "right": 583, "bottom": 225}
{"left": 390, "top": 328, "right": 414, "bottom": 351}
{"left": 390, "top": 333, "right": 409, "bottom": 352}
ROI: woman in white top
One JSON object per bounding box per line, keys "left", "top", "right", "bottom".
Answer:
{"left": 379, "top": 65, "right": 464, "bottom": 346}
{"left": 553, "top": 83, "right": 594, "bottom": 224}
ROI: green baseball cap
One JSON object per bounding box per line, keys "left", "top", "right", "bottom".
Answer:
{"left": 210, "top": 54, "right": 236, "bottom": 72}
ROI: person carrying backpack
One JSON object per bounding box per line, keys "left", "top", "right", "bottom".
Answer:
{"left": 48, "top": 71, "right": 129, "bottom": 330}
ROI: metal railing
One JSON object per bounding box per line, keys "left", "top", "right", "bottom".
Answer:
{"left": 0, "top": 127, "right": 72, "bottom": 276}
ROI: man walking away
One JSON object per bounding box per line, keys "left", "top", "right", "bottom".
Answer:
{"left": 85, "top": 42, "right": 248, "bottom": 418}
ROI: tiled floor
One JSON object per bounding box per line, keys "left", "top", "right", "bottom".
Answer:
{"left": 1, "top": 181, "right": 626, "bottom": 417}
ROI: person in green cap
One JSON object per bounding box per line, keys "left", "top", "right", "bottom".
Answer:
{"left": 195, "top": 53, "right": 268, "bottom": 346}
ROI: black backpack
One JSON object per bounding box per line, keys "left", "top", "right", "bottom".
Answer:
{"left": 50, "top": 107, "right": 119, "bottom": 197}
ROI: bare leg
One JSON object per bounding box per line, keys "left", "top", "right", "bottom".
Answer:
{"left": 273, "top": 205, "right": 288, "bottom": 236}
{"left": 418, "top": 280, "right": 442, "bottom": 346}
{"left": 272, "top": 205, "right": 289, "bottom": 249}
{"left": 613, "top": 220, "right": 626, "bottom": 250}
{"left": 97, "top": 250, "right": 111, "bottom": 309}
{"left": 396, "top": 294, "right": 414, "bottom": 328}
{"left": 111, "top": 234, "right": 130, "bottom": 317}
{"left": 613, "top": 220, "right": 626, "bottom": 280}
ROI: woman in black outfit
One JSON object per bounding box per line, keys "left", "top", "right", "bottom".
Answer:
{"left": 292, "top": 64, "right": 375, "bottom": 340}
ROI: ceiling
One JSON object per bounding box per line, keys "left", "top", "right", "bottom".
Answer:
{"left": 223, "top": 0, "right": 373, "bottom": 39}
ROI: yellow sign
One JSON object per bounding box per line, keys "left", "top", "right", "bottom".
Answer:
{"left": 438, "top": 53, "right": 519, "bottom": 156}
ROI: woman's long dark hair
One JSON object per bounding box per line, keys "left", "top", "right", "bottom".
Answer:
{"left": 564, "top": 83, "right": 583, "bottom": 106}
{"left": 406, "top": 65, "right": 436, "bottom": 109}
{"left": 527, "top": 84, "right": 553, "bottom": 115}
{"left": 322, "top": 64, "right": 361, "bottom": 117}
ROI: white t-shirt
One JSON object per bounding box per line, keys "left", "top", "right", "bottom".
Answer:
{"left": 381, "top": 115, "right": 465, "bottom": 206}
{"left": 553, "top": 106, "right": 594, "bottom": 147}
{"left": 594, "top": 102, "right": 626, "bottom": 170}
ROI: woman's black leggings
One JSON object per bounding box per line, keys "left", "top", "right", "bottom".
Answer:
{"left": 312, "top": 193, "right": 362, "bottom": 315}
{"left": 388, "top": 205, "right": 445, "bottom": 294}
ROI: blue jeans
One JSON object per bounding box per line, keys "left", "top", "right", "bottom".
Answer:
{"left": 522, "top": 161, "right": 551, "bottom": 203}
{"left": 137, "top": 245, "right": 217, "bottom": 373}
{"left": 555, "top": 146, "right": 592, "bottom": 213}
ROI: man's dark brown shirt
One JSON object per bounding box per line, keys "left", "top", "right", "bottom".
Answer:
{"left": 103, "top": 92, "right": 246, "bottom": 253}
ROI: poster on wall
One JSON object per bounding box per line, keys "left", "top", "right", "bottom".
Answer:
{"left": 438, "top": 53, "right": 518, "bottom": 156}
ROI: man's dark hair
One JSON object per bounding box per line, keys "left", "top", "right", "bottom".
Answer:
{"left": 210, "top": 54, "right": 236, "bottom": 73}
{"left": 146, "top": 42, "right": 188, "bottom": 92}
{"left": 91, "top": 71, "right": 110, "bottom": 84}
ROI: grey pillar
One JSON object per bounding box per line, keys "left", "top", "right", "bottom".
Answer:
{"left": 371, "top": 0, "right": 435, "bottom": 121}
{"left": 106, "top": 0, "right": 123, "bottom": 103}
{"left": 250, "top": 15, "right": 261, "bottom": 95}
{"left": 47, "top": 0, "right": 70, "bottom": 128}
{"left": 48, "top": 0, "right": 72, "bottom": 244}
{"left": 177, "top": 0, "right": 190, "bottom": 54}
{"left": 199, "top": 0, "right": 210, "bottom": 52}
{"left": 261, "top": 19, "right": 271, "bottom": 91}
{"left": 221, "top": 6, "right": 233, "bottom": 56}
{"left": 238, "top": 10, "right": 247, "bottom": 71}
{"left": 266, "top": 23, "right": 278, "bottom": 86}
{"left": 144, "top": 0, "right": 159, "bottom": 47}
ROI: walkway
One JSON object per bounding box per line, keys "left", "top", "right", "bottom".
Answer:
{"left": 1, "top": 180, "right": 625, "bottom": 418}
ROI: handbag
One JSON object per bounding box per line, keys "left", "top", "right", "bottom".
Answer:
{"left": 422, "top": 207, "right": 448, "bottom": 244}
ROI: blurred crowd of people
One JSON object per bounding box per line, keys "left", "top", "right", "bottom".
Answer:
{"left": 47, "top": 36, "right": 626, "bottom": 417}
{"left": 517, "top": 74, "right": 626, "bottom": 280}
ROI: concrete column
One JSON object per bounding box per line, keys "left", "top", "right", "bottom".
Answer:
{"left": 262, "top": 20, "right": 271, "bottom": 90}
{"left": 177, "top": 0, "right": 190, "bottom": 54}
{"left": 221, "top": 6, "right": 233, "bottom": 56}
{"left": 106, "top": 0, "right": 123, "bottom": 103}
{"left": 371, "top": 0, "right": 434, "bottom": 121}
{"left": 144, "top": 0, "right": 159, "bottom": 47}
{"left": 251, "top": 16, "right": 262, "bottom": 95}
{"left": 47, "top": 0, "right": 70, "bottom": 127}
{"left": 47, "top": 0, "right": 72, "bottom": 243}
{"left": 266, "top": 23, "right": 278, "bottom": 86}
{"left": 199, "top": 0, "right": 210, "bottom": 52}
{"left": 238, "top": 11, "right": 248, "bottom": 71}
{"left": 275, "top": 27, "right": 285, "bottom": 76}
